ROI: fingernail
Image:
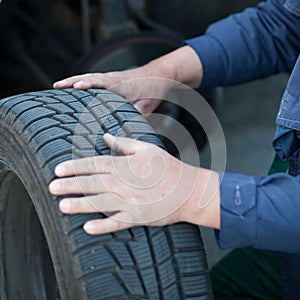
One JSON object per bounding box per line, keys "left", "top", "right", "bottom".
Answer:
{"left": 84, "top": 222, "right": 96, "bottom": 233}
{"left": 50, "top": 181, "right": 60, "bottom": 192}
{"left": 59, "top": 200, "right": 71, "bottom": 212}
{"left": 104, "top": 133, "right": 113, "bottom": 140}
{"left": 74, "top": 81, "right": 83, "bottom": 87}
{"left": 54, "top": 80, "right": 64, "bottom": 86}
{"left": 55, "top": 165, "right": 65, "bottom": 176}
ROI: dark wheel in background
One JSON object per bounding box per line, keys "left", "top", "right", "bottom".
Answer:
{"left": 0, "top": 88, "right": 212, "bottom": 299}
{"left": 73, "top": 32, "right": 181, "bottom": 73}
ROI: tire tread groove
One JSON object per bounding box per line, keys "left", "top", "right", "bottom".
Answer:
{"left": 0, "top": 88, "right": 211, "bottom": 300}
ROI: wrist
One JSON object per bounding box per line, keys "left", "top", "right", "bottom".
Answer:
{"left": 141, "top": 46, "right": 203, "bottom": 88}
{"left": 173, "top": 45, "right": 203, "bottom": 88}
{"left": 180, "top": 167, "right": 220, "bottom": 229}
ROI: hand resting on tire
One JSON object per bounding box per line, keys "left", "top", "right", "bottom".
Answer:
{"left": 49, "top": 133, "right": 220, "bottom": 235}
{"left": 53, "top": 45, "right": 203, "bottom": 115}
{"left": 54, "top": 69, "right": 162, "bottom": 115}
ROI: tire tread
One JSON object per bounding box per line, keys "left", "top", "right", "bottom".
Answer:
{"left": 0, "top": 88, "right": 212, "bottom": 299}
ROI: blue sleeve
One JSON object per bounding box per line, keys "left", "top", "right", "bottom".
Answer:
{"left": 185, "top": 0, "right": 300, "bottom": 90}
{"left": 216, "top": 172, "right": 300, "bottom": 253}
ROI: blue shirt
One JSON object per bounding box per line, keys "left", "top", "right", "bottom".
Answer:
{"left": 185, "top": 0, "right": 300, "bottom": 298}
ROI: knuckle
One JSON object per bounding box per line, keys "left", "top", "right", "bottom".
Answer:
{"left": 101, "top": 175, "right": 114, "bottom": 190}
{"left": 96, "top": 156, "right": 112, "bottom": 171}
{"left": 83, "top": 73, "right": 92, "bottom": 78}
{"left": 88, "top": 176, "right": 98, "bottom": 192}
{"left": 63, "top": 179, "right": 75, "bottom": 193}
{"left": 85, "top": 196, "right": 97, "bottom": 211}
{"left": 67, "top": 199, "right": 75, "bottom": 210}
{"left": 77, "top": 197, "right": 88, "bottom": 211}
{"left": 86, "top": 158, "right": 97, "bottom": 171}
{"left": 114, "top": 220, "right": 125, "bottom": 232}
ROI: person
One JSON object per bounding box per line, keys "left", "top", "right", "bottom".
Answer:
{"left": 49, "top": 0, "right": 300, "bottom": 298}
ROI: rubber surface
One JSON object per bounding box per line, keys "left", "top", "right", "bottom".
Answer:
{"left": 0, "top": 88, "right": 212, "bottom": 299}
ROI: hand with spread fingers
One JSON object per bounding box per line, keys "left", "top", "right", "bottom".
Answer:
{"left": 49, "top": 133, "right": 220, "bottom": 235}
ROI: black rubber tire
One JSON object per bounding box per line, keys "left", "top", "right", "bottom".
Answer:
{"left": 0, "top": 88, "right": 212, "bottom": 300}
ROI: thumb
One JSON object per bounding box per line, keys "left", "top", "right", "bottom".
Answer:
{"left": 103, "top": 133, "right": 145, "bottom": 155}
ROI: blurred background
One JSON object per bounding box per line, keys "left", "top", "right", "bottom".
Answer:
{"left": 0, "top": 0, "right": 260, "bottom": 98}
{"left": 0, "top": 0, "right": 289, "bottom": 267}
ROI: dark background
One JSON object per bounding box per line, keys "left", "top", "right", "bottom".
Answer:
{"left": 0, "top": 0, "right": 259, "bottom": 98}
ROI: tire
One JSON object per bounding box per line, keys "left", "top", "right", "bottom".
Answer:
{"left": 0, "top": 88, "right": 212, "bottom": 300}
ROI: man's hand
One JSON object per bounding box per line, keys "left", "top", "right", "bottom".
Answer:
{"left": 53, "top": 69, "right": 162, "bottom": 115}
{"left": 49, "top": 134, "right": 220, "bottom": 235}
{"left": 53, "top": 46, "right": 203, "bottom": 115}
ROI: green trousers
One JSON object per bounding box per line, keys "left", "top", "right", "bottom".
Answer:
{"left": 211, "top": 248, "right": 282, "bottom": 299}
{"left": 211, "top": 155, "right": 288, "bottom": 299}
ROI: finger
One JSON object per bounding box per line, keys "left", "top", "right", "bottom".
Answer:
{"left": 53, "top": 73, "right": 106, "bottom": 89}
{"left": 83, "top": 212, "right": 133, "bottom": 235}
{"left": 133, "top": 101, "right": 148, "bottom": 115}
{"left": 59, "top": 193, "right": 124, "bottom": 214}
{"left": 104, "top": 133, "right": 147, "bottom": 155}
{"left": 53, "top": 74, "right": 88, "bottom": 88}
{"left": 49, "top": 174, "right": 111, "bottom": 195}
{"left": 55, "top": 156, "right": 113, "bottom": 177}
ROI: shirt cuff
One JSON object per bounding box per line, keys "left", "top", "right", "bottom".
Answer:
{"left": 215, "top": 172, "right": 257, "bottom": 249}
{"left": 185, "top": 35, "right": 227, "bottom": 91}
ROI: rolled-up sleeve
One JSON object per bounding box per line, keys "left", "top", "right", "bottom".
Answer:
{"left": 185, "top": 0, "right": 300, "bottom": 90}
{"left": 216, "top": 172, "right": 300, "bottom": 253}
